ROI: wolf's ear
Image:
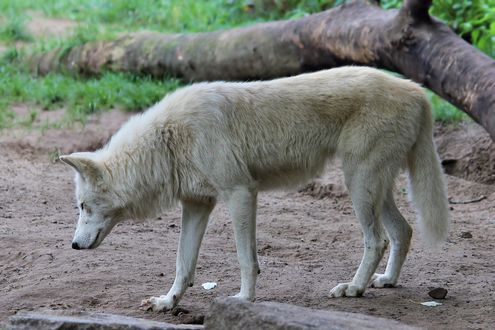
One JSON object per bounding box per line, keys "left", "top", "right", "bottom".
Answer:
{"left": 59, "top": 152, "right": 101, "bottom": 180}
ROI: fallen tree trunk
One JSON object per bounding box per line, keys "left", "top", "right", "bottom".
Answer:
{"left": 29, "top": 0, "right": 495, "bottom": 140}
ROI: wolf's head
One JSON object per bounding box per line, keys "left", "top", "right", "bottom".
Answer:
{"left": 60, "top": 152, "right": 125, "bottom": 250}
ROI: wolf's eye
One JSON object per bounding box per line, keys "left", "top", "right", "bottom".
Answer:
{"left": 80, "top": 202, "right": 85, "bottom": 211}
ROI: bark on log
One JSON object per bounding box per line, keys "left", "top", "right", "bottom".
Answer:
{"left": 29, "top": 0, "right": 495, "bottom": 140}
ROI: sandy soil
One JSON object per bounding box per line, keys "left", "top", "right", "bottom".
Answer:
{"left": 0, "top": 108, "right": 494, "bottom": 329}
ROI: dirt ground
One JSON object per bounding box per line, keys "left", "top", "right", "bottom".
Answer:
{"left": 0, "top": 107, "right": 494, "bottom": 330}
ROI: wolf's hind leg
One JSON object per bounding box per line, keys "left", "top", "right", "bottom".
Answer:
{"left": 330, "top": 163, "right": 389, "bottom": 298}
{"left": 370, "top": 190, "right": 412, "bottom": 288}
{"left": 226, "top": 186, "right": 259, "bottom": 301}
{"left": 141, "top": 199, "right": 214, "bottom": 312}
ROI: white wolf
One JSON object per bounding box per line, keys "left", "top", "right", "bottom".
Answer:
{"left": 60, "top": 66, "right": 449, "bottom": 311}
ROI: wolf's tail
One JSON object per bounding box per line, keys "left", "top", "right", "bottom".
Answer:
{"left": 407, "top": 102, "right": 449, "bottom": 246}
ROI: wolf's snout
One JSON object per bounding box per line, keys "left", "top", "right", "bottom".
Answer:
{"left": 72, "top": 241, "right": 81, "bottom": 250}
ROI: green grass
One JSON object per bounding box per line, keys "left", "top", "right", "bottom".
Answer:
{"left": 0, "top": 0, "right": 277, "bottom": 33}
{"left": 0, "top": 0, "right": 490, "bottom": 128}
{"left": 0, "top": 65, "right": 180, "bottom": 128}
{"left": 0, "top": 14, "right": 33, "bottom": 42}
{"left": 429, "top": 92, "right": 469, "bottom": 122}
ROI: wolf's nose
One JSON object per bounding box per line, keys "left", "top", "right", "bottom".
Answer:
{"left": 72, "top": 241, "right": 81, "bottom": 250}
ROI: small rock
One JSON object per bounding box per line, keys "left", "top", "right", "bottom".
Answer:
{"left": 428, "top": 287, "right": 448, "bottom": 299}
{"left": 460, "top": 231, "right": 472, "bottom": 238}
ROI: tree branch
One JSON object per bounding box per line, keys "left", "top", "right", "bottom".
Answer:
{"left": 400, "top": 0, "right": 432, "bottom": 21}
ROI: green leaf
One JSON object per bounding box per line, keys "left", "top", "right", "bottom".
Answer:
{"left": 460, "top": 22, "right": 473, "bottom": 33}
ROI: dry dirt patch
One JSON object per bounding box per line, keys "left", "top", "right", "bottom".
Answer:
{"left": 26, "top": 11, "right": 77, "bottom": 39}
{"left": 0, "top": 11, "right": 78, "bottom": 53}
{"left": 0, "top": 11, "right": 77, "bottom": 54}
{"left": 0, "top": 111, "right": 494, "bottom": 329}
{"left": 2, "top": 106, "right": 131, "bottom": 156}
{"left": 436, "top": 123, "right": 495, "bottom": 185}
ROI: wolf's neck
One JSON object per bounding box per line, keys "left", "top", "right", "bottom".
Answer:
{"left": 101, "top": 135, "right": 179, "bottom": 220}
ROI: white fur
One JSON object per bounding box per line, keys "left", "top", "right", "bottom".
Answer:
{"left": 60, "top": 66, "right": 449, "bottom": 309}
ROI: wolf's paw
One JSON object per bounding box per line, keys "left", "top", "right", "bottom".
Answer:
{"left": 370, "top": 273, "right": 396, "bottom": 288}
{"left": 329, "top": 283, "right": 364, "bottom": 298}
{"left": 140, "top": 295, "right": 175, "bottom": 312}
{"left": 229, "top": 292, "right": 255, "bottom": 302}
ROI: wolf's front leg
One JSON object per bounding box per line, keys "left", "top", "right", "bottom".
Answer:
{"left": 226, "top": 186, "right": 259, "bottom": 301}
{"left": 141, "top": 199, "right": 214, "bottom": 312}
